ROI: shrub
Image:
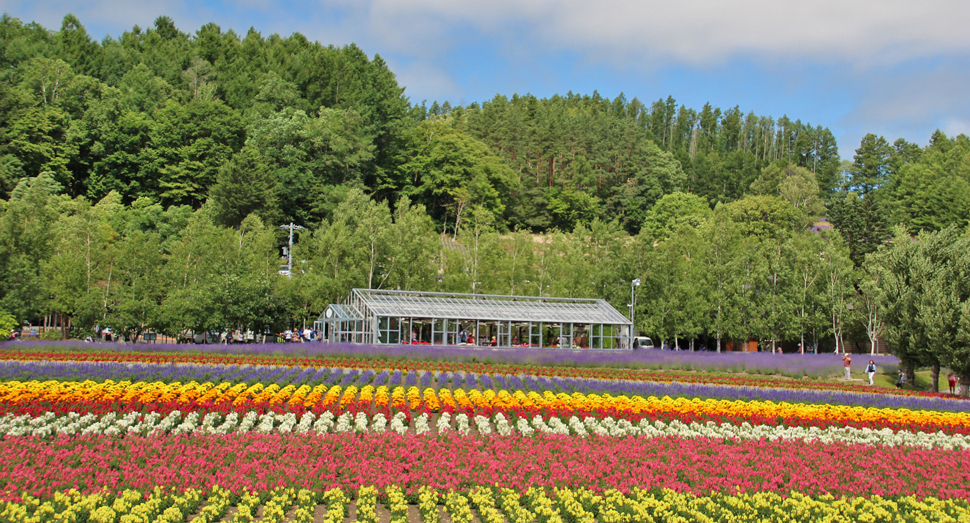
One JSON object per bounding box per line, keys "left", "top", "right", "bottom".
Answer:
{"left": 0, "top": 312, "right": 15, "bottom": 336}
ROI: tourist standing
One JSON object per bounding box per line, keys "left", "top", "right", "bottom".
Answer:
{"left": 948, "top": 372, "right": 958, "bottom": 395}
{"left": 841, "top": 353, "right": 852, "bottom": 380}
{"left": 865, "top": 360, "right": 877, "bottom": 385}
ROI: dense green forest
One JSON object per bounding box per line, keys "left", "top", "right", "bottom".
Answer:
{"left": 2, "top": 14, "right": 970, "bottom": 355}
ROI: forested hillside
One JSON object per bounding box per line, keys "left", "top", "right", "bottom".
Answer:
{"left": 0, "top": 13, "right": 846, "bottom": 231}
{"left": 452, "top": 93, "right": 841, "bottom": 234}
{"left": 2, "top": 14, "right": 970, "bottom": 352}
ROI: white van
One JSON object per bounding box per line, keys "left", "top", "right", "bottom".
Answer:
{"left": 632, "top": 336, "right": 653, "bottom": 349}
{"left": 193, "top": 331, "right": 220, "bottom": 344}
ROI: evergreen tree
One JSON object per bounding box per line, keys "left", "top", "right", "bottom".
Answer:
{"left": 850, "top": 134, "right": 892, "bottom": 195}
{"left": 208, "top": 146, "right": 280, "bottom": 228}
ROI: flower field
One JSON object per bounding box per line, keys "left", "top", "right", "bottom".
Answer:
{"left": 1, "top": 345, "right": 969, "bottom": 522}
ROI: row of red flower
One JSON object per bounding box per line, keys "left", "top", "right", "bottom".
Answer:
{"left": 0, "top": 433, "right": 967, "bottom": 502}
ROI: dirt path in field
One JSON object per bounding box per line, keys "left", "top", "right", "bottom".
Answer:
{"left": 265, "top": 502, "right": 491, "bottom": 523}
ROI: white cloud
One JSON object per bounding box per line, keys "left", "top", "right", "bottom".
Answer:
{"left": 844, "top": 61, "right": 970, "bottom": 127}
{"left": 388, "top": 58, "right": 461, "bottom": 102}
{"left": 824, "top": 57, "right": 970, "bottom": 153}
{"left": 2, "top": 0, "right": 192, "bottom": 37}
{"left": 352, "top": 0, "right": 970, "bottom": 67}
{"left": 941, "top": 119, "right": 970, "bottom": 138}
{"left": 15, "top": 1, "right": 968, "bottom": 67}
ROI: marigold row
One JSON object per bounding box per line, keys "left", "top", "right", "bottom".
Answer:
{"left": 1, "top": 348, "right": 949, "bottom": 400}
{"left": 5, "top": 484, "right": 970, "bottom": 523}
{"left": 7, "top": 357, "right": 968, "bottom": 416}
{"left": 1, "top": 379, "right": 968, "bottom": 435}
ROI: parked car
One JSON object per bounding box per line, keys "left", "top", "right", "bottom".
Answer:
{"left": 193, "top": 331, "right": 220, "bottom": 344}
{"left": 632, "top": 336, "right": 654, "bottom": 349}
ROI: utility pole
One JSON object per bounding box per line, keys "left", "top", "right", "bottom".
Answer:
{"left": 630, "top": 278, "right": 641, "bottom": 328}
{"left": 279, "top": 222, "right": 305, "bottom": 278}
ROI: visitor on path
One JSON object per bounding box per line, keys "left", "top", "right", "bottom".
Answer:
{"left": 842, "top": 353, "right": 852, "bottom": 380}
{"left": 896, "top": 369, "right": 905, "bottom": 389}
{"left": 948, "top": 372, "right": 958, "bottom": 395}
{"left": 866, "top": 360, "right": 877, "bottom": 385}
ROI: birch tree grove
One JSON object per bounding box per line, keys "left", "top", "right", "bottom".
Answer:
{"left": 789, "top": 232, "right": 825, "bottom": 354}
{"left": 859, "top": 262, "right": 885, "bottom": 355}
{"left": 823, "top": 231, "right": 854, "bottom": 355}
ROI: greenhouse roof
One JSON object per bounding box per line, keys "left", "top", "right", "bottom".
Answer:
{"left": 345, "top": 289, "right": 631, "bottom": 324}
{"left": 323, "top": 304, "right": 363, "bottom": 320}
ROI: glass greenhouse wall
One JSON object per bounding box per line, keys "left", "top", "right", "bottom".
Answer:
{"left": 315, "top": 289, "right": 633, "bottom": 349}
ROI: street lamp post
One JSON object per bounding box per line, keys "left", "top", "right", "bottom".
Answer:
{"left": 630, "top": 278, "right": 641, "bottom": 333}
{"left": 279, "top": 222, "right": 305, "bottom": 278}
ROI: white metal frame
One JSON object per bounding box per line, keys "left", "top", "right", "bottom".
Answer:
{"left": 318, "top": 289, "right": 633, "bottom": 349}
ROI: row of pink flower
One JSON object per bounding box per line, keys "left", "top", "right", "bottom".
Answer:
{"left": 0, "top": 433, "right": 967, "bottom": 502}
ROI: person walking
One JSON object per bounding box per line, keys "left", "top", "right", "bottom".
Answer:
{"left": 865, "top": 360, "right": 877, "bottom": 385}
{"left": 948, "top": 372, "right": 958, "bottom": 395}
{"left": 896, "top": 368, "right": 905, "bottom": 389}
{"left": 841, "top": 353, "right": 852, "bottom": 380}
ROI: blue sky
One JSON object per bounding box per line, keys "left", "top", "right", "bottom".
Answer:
{"left": 5, "top": 0, "right": 970, "bottom": 159}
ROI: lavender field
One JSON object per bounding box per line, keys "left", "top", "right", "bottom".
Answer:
{"left": 0, "top": 340, "right": 899, "bottom": 380}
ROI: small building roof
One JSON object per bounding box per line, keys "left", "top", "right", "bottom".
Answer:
{"left": 336, "top": 288, "right": 631, "bottom": 325}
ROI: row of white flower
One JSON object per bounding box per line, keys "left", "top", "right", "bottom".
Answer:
{"left": 0, "top": 410, "right": 967, "bottom": 450}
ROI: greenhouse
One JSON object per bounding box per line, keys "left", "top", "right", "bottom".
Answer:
{"left": 316, "top": 289, "right": 633, "bottom": 349}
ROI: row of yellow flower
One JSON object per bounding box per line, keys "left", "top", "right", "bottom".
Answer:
{"left": 0, "top": 379, "right": 968, "bottom": 430}
{"left": 4, "top": 485, "right": 970, "bottom": 523}
{"left": 0, "top": 486, "right": 324, "bottom": 523}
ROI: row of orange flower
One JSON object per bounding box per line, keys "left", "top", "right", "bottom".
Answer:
{"left": 1, "top": 379, "right": 967, "bottom": 435}
{"left": 0, "top": 348, "right": 947, "bottom": 399}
